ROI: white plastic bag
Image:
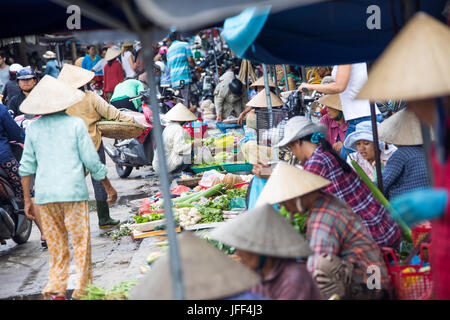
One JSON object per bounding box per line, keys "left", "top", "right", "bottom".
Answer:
{"left": 199, "top": 169, "right": 225, "bottom": 188}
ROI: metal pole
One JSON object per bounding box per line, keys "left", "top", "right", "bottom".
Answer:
{"left": 421, "top": 123, "right": 434, "bottom": 186}
{"left": 282, "top": 64, "right": 289, "bottom": 92}
{"left": 300, "top": 66, "right": 307, "bottom": 84}
{"left": 209, "top": 29, "right": 219, "bottom": 82}
{"left": 370, "top": 102, "right": 384, "bottom": 193}
{"left": 139, "top": 28, "right": 185, "bottom": 300}
{"left": 55, "top": 44, "right": 62, "bottom": 69}
{"left": 262, "top": 64, "right": 273, "bottom": 128}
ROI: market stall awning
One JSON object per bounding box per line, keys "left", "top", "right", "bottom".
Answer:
{"left": 221, "top": 0, "right": 448, "bottom": 66}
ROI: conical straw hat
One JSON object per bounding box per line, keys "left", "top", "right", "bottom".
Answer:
{"left": 19, "top": 75, "right": 85, "bottom": 115}
{"left": 58, "top": 64, "right": 95, "bottom": 89}
{"left": 378, "top": 109, "right": 423, "bottom": 145}
{"left": 105, "top": 48, "right": 121, "bottom": 61}
{"left": 357, "top": 12, "right": 450, "bottom": 102}
{"left": 246, "top": 89, "right": 284, "bottom": 108}
{"left": 318, "top": 94, "right": 342, "bottom": 111}
{"left": 164, "top": 103, "right": 197, "bottom": 122}
{"left": 255, "top": 162, "right": 331, "bottom": 207}
{"left": 209, "top": 203, "right": 313, "bottom": 258}
{"left": 129, "top": 232, "right": 261, "bottom": 300}
{"left": 249, "top": 76, "right": 276, "bottom": 89}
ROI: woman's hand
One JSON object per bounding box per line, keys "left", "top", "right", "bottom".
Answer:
{"left": 332, "top": 141, "right": 343, "bottom": 153}
{"left": 298, "top": 82, "right": 312, "bottom": 93}
{"left": 252, "top": 162, "right": 272, "bottom": 179}
{"left": 24, "top": 200, "right": 35, "bottom": 220}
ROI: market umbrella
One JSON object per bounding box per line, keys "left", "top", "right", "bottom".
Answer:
{"left": 221, "top": 0, "right": 448, "bottom": 66}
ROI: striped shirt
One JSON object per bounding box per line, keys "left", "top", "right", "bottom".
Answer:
{"left": 306, "top": 193, "right": 392, "bottom": 293}
{"left": 304, "top": 146, "right": 401, "bottom": 248}
{"left": 166, "top": 40, "right": 193, "bottom": 88}
{"left": 382, "top": 146, "right": 430, "bottom": 200}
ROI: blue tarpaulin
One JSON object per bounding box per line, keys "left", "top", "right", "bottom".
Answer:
{"left": 222, "top": 0, "right": 448, "bottom": 66}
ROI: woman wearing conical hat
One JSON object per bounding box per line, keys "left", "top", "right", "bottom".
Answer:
{"left": 237, "top": 76, "right": 280, "bottom": 126}
{"left": 18, "top": 75, "right": 118, "bottom": 300}
{"left": 318, "top": 94, "right": 348, "bottom": 154}
{"left": 58, "top": 64, "right": 135, "bottom": 231}
{"left": 356, "top": 12, "right": 450, "bottom": 299}
{"left": 130, "top": 232, "right": 266, "bottom": 300}
{"left": 152, "top": 103, "right": 197, "bottom": 174}
{"left": 210, "top": 203, "right": 322, "bottom": 300}
{"left": 256, "top": 116, "right": 401, "bottom": 249}
{"left": 254, "top": 162, "right": 392, "bottom": 300}
{"left": 377, "top": 109, "right": 430, "bottom": 200}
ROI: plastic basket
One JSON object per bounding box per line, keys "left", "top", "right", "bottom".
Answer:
{"left": 411, "top": 221, "right": 432, "bottom": 247}
{"left": 216, "top": 121, "right": 245, "bottom": 134}
{"left": 222, "top": 162, "right": 253, "bottom": 173}
{"left": 381, "top": 244, "right": 433, "bottom": 300}
{"left": 255, "top": 109, "right": 288, "bottom": 147}
{"left": 183, "top": 121, "right": 208, "bottom": 138}
{"left": 191, "top": 164, "right": 224, "bottom": 174}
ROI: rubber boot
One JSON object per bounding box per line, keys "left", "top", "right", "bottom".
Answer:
{"left": 96, "top": 201, "right": 120, "bottom": 231}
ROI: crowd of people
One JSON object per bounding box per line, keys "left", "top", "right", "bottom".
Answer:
{"left": 0, "top": 13, "right": 449, "bottom": 302}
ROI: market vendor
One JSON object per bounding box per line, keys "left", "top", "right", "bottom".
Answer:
{"left": 376, "top": 109, "right": 431, "bottom": 200}
{"left": 210, "top": 203, "right": 322, "bottom": 300}
{"left": 343, "top": 121, "right": 396, "bottom": 183}
{"left": 214, "top": 70, "right": 247, "bottom": 122}
{"left": 318, "top": 94, "right": 348, "bottom": 154}
{"left": 237, "top": 76, "right": 278, "bottom": 126}
{"left": 152, "top": 102, "right": 197, "bottom": 174}
{"left": 58, "top": 64, "right": 134, "bottom": 231}
{"left": 237, "top": 88, "right": 284, "bottom": 127}
{"left": 254, "top": 116, "right": 401, "bottom": 248}
{"left": 255, "top": 162, "right": 392, "bottom": 299}
{"left": 355, "top": 13, "right": 450, "bottom": 299}
{"left": 130, "top": 232, "right": 267, "bottom": 300}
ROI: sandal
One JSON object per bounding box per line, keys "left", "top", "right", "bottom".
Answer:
{"left": 50, "top": 294, "right": 65, "bottom": 300}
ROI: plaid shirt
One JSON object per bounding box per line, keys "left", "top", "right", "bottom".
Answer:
{"left": 306, "top": 193, "right": 392, "bottom": 292}
{"left": 382, "top": 146, "right": 431, "bottom": 200}
{"left": 304, "top": 146, "right": 401, "bottom": 248}
{"left": 431, "top": 145, "right": 450, "bottom": 299}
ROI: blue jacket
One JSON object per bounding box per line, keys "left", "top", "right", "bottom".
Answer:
{"left": 0, "top": 104, "right": 25, "bottom": 162}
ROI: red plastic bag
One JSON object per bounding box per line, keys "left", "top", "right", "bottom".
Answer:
{"left": 170, "top": 185, "right": 192, "bottom": 195}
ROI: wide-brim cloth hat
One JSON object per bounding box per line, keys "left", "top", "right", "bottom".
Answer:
{"left": 255, "top": 161, "right": 331, "bottom": 207}
{"left": 246, "top": 89, "right": 284, "bottom": 108}
{"left": 275, "top": 116, "right": 328, "bottom": 148}
{"left": 9, "top": 63, "right": 23, "bottom": 73}
{"left": 129, "top": 231, "right": 261, "bottom": 300}
{"left": 43, "top": 51, "right": 56, "bottom": 59}
{"left": 58, "top": 64, "right": 95, "bottom": 89}
{"left": 209, "top": 203, "right": 313, "bottom": 259}
{"left": 357, "top": 12, "right": 450, "bottom": 102}
{"left": 164, "top": 103, "right": 197, "bottom": 122}
{"left": 378, "top": 109, "right": 423, "bottom": 146}
{"left": 317, "top": 94, "right": 342, "bottom": 111}
{"left": 19, "top": 75, "right": 85, "bottom": 115}
{"left": 343, "top": 120, "right": 384, "bottom": 152}
{"left": 105, "top": 48, "right": 121, "bottom": 61}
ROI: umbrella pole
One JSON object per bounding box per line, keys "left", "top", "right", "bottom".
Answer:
{"left": 370, "top": 102, "right": 384, "bottom": 194}
{"left": 139, "top": 28, "right": 185, "bottom": 300}
{"left": 210, "top": 30, "right": 219, "bottom": 82}
{"left": 262, "top": 64, "right": 273, "bottom": 128}
{"left": 282, "top": 65, "right": 289, "bottom": 92}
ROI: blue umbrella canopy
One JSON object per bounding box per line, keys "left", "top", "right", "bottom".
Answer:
{"left": 222, "top": 0, "right": 448, "bottom": 66}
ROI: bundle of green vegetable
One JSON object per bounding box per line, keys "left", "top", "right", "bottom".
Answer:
{"left": 172, "top": 184, "right": 226, "bottom": 205}
{"left": 279, "top": 206, "right": 308, "bottom": 237}
{"left": 133, "top": 212, "right": 164, "bottom": 224}
{"left": 198, "top": 207, "right": 224, "bottom": 223}
{"left": 348, "top": 155, "right": 412, "bottom": 243}
{"left": 79, "top": 280, "right": 137, "bottom": 300}
{"left": 201, "top": 234, "right": 235, "bottom": 255}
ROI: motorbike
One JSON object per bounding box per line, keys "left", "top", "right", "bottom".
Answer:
{"left": 104, "top": 89, "right": 156, "bottom": 178}
{"left": 90, "top": 75, "right": 104, "bottom": 98}
{"left": 0, "top": 142, "right": 32, "bottom": 246}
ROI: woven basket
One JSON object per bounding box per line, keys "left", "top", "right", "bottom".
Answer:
{"left": 97, "top": 121, "right": 147, "bottom": 139}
